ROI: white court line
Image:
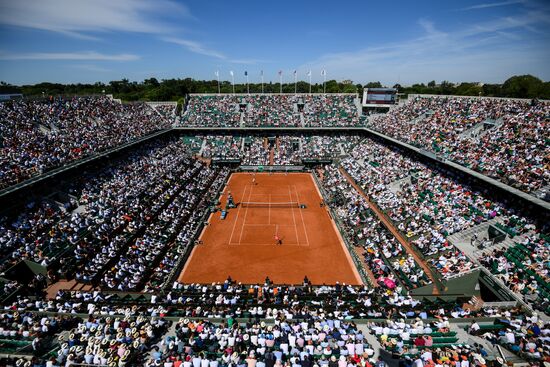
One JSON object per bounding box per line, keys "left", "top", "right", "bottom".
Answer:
{"left": 238, "top": 184, "right": 254, "bottom": 244}
{"left": 228, "top": 184, "right": 247, "bottom": 244}
{"left": 288, "top": 186, "right": 300, "bottom": 244}
{"left": 241, "top": 223, "right": 278, "bottom": 226}
{"left": 293, "top": 185, "right": 310, "bottom": 246}
{"left": 230, "top": 242, "right": 305, "bottom": 246}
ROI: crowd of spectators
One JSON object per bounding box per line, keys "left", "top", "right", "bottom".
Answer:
{"left": 467, "top": 314, "right": 549, "bottom": 363}
{"left": 0, "top": 138, "right": 226, "bottom": 298}
{"left": 339, "top": 136, "right": 547, "bottom": 292}
{"left": 185, "top": 135, "right": 363, "bottom": 166}
{"left": 1, "top": 92, "right": 548, "bottom": 366}
{"left": 341, "top": 138, "right": 498, "bottom": 280}
{"left": 366, "top": 96, "right": 550, "bottom": 197}
{"left": 480, "top": 234, "right": 549, "bottom": 312}
{"left": 143, "top": 315, "right": 375, "bottom": 366}
{"left": 242, "top": 137, "right": 271, "bottom": 165}
{"left": 303, "top": 95, "right": 359, "bottom": 127}
{"left": 320, "top": 165, "right": 429, "bottom": 291}
{"left": 150, "top": 103, "right": 178, "bottom": 122}
{"left": 179, "top": 95, "right": 363, "bottom": 128}
{"left": 0, "top": 96, "right": 170, "bottom": 190}
{"left": 243, "top": 95, "right": 301, "bottom": 127}
{"left": 0, "top": 279, "right": 544, "bottom": 366}
{"left": 371, "top": 319, "right": 492, "bottom": 366}
{"left": 183, "top": 96, "right": 241, "bottom": 127}
{"left": 200, "top": 135, "right": 243, "bottom": 160}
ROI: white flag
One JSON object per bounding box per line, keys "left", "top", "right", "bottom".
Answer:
{"left": 321, "top": 69, "right": 326, "bottom": 76}
{"left": 307, "top": 70, "right": 311, "bottom": 77}
{"left": 215, "top": 70, "right": 219, "bottom": 77}
{"left": 230, "top": 70, "right": 234, "bottom": 76}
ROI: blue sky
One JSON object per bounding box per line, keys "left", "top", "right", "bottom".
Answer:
{"left": 0, "top": 0, "right": 549, "bottom": 85}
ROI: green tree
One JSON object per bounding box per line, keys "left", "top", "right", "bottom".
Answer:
{"left": 501, "top": 75, "right": 544, "bottom": 98}
{"left": 439, "top": 81, "right": 455, "bottom": 95}
{"left": 365, "top": 81, "right": 382, "bottom": 88}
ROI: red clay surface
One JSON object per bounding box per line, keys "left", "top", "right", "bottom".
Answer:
{"left": 178, "top": 173, "right": 362, "bottom": 285}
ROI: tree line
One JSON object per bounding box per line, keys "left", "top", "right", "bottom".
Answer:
{"left": 0, "top": 74, "right": 548, "bottom": 102}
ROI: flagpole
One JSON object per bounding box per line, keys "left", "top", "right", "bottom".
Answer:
{"left": 294, "top": 71, "right": 297, "bottom": 95}
{"left": 216, "top": 71, "right": 220, "bottom": 94}
{"left": 246, "top": 74, "right": 249, "bottom": 94}
{"left": 308, "top": 71, "right": 312, "bottom": 94}
{"left": 323, "top": 70, "right": 326, "bottom": 94}
{"left": 261, "top": 71, "right": 264, "bottom": 94}
{"left": 231, "top": 72, "right": 235, "bottom": 94}
{"left": 279, "top": 71, "right": 282, "bottom": 94}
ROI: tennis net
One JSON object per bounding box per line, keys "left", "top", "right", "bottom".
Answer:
{"left": 240, "top": 201, "right": 300, "bottom": 208}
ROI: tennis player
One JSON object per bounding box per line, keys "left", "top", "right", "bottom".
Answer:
{"left": 274, "top": 233, "right": 282, "bottom": 245}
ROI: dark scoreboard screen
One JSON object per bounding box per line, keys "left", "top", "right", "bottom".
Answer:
{"left": 362, "top": 88, "right": 397, "bottom": 106}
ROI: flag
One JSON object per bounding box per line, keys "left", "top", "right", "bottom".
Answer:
{"left": 261, "top": 70, "right": 264, "bottom": 76}
{"left": 307, "top": 70, "right": 311, "bottom": 77}
{"left": 244, "top": 71, "right": 248, "bottom": 76}
{"left": 230, "top": 70, "right": 234, "bottom": 76}
{"left": 215, "top": 70, "right": 219, "bottom": 77}
{"left": 278, "top": 70, "right": 282, "bottom": 76}
{"left": 293, "top": 70, "right": 297, "bottom": 75}
{"left": 321, "top": 69, "right": 326, "bottom": 76}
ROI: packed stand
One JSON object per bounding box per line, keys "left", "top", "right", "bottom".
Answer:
{"left": 178, "top": 94, "right": 363, "bottom": 128}
{"left": 370, "top": 319, "right": 493, "bottom": 366}
{"left": 242, "top": 137, "right": 271, "bottom": 165}
{"left": 99, "top": 163, "right": 225, "bottom": 291}
{"left": 341, "top": 137, "right": 506, "bottom": 279}
{"left": 304, "top": 95, "right": 361, "bottom": 127}
{"left": 0, "top": 96, "right": 170, "bottom": 189}
{"left": 151, "top": 103, "right": 178, "bottom": 122}
{"left": 182, "top": 95, "right": 241, "bottom": 127}
{"left": 0, "top": 138, "right": 223, "bottom": 295}
{"left": 467, "top": 314, "right": 549, "bottom": 363}
{"left": 144, "top": 316, "right": 376, "bottom": 366}
{"left": 243, "top": 95, "right": 300, "bottom": 127}
{"left": 200, "top": 135, "right": 243, "bottom": 160}
{"left": 320, "top": 165, "right": 429, "bottom": 291}
{"left": 366, "top": 96, "right": 550, "bottom": 196}
{"left": 480, "top": 233, "right": 549, "bottom": 312}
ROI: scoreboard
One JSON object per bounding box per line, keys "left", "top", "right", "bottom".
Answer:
{"left": 362, "top": 88, "right": 397, "bottom": 107}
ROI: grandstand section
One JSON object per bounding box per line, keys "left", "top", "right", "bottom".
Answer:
{"left": 0, "top": 93, "right": 548, "bottom": 367}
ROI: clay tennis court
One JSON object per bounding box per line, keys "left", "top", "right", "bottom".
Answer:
{"left": 178, "top": 172, "right": 362, "bottom": 285}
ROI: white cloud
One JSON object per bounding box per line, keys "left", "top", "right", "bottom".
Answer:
{"left": 71, "top": 64, "right": 112, "bottom": 72}
{"left": 162, "top": 37, "right": 266, "bottom": 65}
{"left": 162, "top": 37, "right": 226, "bottom": 59}
{"left": 227, "top": 58, "right": 270, "bottom": 65}
{"left": 0, "top": 51, "right": 140, "bottom": 61}
{"left": 460, "top": 0, "right": 524, "bottom": 11}
{"left": 0, "top": 0, "right": 189, "bottom": 39}
{"left": 301, "top": 12, "right": 550, "bottom": 84}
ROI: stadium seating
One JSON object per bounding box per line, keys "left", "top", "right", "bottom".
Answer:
{"left": 0, "top": 96, "right": 170, "bottom": 190}
{"left": 366, "top": 96, "right": 550, "bottom": 197}
{"left": 1, "top": 93, "right": 548, "bottom": 367}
